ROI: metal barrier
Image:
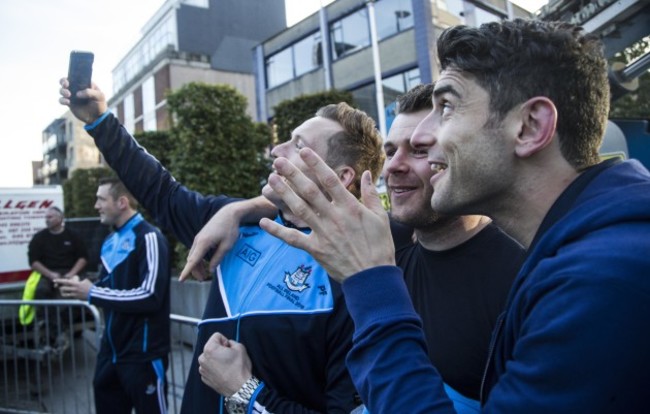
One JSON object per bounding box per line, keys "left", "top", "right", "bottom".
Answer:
{"left": 0, "top": 299, "right": 199, "bottom": 413}
{"left": 0, "top": 299, "right": 101, "bottom": 413}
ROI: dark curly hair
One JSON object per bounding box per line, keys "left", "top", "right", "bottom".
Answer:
{"left": 437, "top": 19, "right": 610, "bottom": 169}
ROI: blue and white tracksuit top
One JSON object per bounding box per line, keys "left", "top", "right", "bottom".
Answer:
{"left": 89, "top": 212, "right": 171, "bottom": 363}
{"left": 341, "top": 159, "right": 650, "bottom": 413}
{"left": 86, "top": 113, "right": 358, "bottom": 413}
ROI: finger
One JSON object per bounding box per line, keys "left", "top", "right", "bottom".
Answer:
{"left": 228, "top": 339, "right": 246, "bottom": 353}
{"left": 360, "top": 170, "right": 387, "bottom": 217}
{"left": 59, "top": 77, "right": 69, "bottom": 88}
{"left": 208, "top": 243, "right": 229, "bottom": 272}
{"left": 192, "top": 265, "right": 209, "bottom": 282}
{"left": 298, "top": 148, "right": 358, "bottom": 206}
{"left": 259, "top": 217, "right": 309, "bottom": 251}
{"left": 206, "top": 332, "right": 230, "bottom": 348}
{"left": 266, "top": 170, "right": 323, "bottom": 228}
{"left": 272, "top": 155, "right": 332, "bottom": 214}
{"left": 179, "top": 256, "right": 199, "bottom": 282}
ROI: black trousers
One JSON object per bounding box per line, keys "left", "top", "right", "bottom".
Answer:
{"left": 94, "top": 355, "right": 169, "bottom": 414}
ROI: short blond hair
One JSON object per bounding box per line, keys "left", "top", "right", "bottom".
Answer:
{"left": 316, "top": 103, "right": 385, "bottom": 197}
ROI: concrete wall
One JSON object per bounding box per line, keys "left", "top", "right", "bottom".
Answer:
{"left": 169, "top": 63, "right": 258, "bottom": 118}
{"left": 265, "top": 68, "right": 327, "bottom": 117}
{"left": 332, "top": 29, "right": 416, "bottom": 90}
{"left": 169, "top": 277, "right": 211, "bottom": 344}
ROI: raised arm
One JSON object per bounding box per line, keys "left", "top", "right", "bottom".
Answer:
{"left": 59, "top": 78, "right": 237, "bottom": 247}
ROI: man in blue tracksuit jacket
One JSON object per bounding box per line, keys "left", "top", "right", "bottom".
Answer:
{"left": 57, "top": 177, "right": 171, "bottom": 414}
{"left": 59, "top": 80, "right": 385, "bottom": 413}
{"left": 256, "top": 19, "right": 650, "bottom": 413}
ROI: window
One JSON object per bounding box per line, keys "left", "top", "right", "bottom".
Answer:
{"left": 437, "top": 0, "right": 467, "bottom": 23}
{"left": 294, "top": 32, "right": 322, "bottom": 77}
{"left": 374, "top": 0, "right": 414, "bottom": 40}
{"left": 124, "top": 94, "right": 135, "bottom": 133}
{"left": 265, "top": 32, "right": 322, "bottom": 88}
{"left": 113, "top": 13, "right": 177, "bottom": 93}
{"left": 142, "top": 77, "right": 157, "bottom": 132}
{"left": 351, "top": 68, "right": 421, "bottom": 128}
{"left": 330, "top": 8, "right": 370, "bottom": 60}
{"left": 266, "top": 48, "right": 293, "bottom": 88}
{"left": 466, "top": 3, "right": 502, "bottom": 26}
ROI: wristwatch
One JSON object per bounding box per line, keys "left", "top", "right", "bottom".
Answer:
{"left": 225, "top": 376, "right": 261, "bottom": 414}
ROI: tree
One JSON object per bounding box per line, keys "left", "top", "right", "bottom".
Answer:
{"left": 166, "top": 83, "right": 272, "bottom": 270}
{"left": 63, "top": 167, "right": 115, "bottom": 218}
{"left": 167, "top": 83, "right": 272, "bottom": 199}
{"left": 609, "top": 36, "right": 650, "bottom": 119}
{"left": 134, "top": 130, "right": 174, "bottom": 171}
{"left": 273, "top": 90, "right": 355, "bottom": 144}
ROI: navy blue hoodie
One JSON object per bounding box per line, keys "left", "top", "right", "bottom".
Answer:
{"left": 343, "top": 159, "right": 650, "bottom": 413}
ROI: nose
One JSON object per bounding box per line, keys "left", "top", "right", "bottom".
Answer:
{"left": 410, "top": 110, "right": 436, "bottom": 149}
{"left": 383, "top": 148, "right": 409, "bottom": 176}
{"left": 270, "top": 141, "right": 288, "bottom": 159}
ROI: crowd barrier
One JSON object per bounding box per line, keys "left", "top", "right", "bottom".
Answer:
{"left": 0, "top": 299, "right": 199, "bottom": 413}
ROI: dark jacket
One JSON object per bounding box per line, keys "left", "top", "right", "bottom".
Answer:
{"left": 343, "top": 159, "right": 650, "bottom": 413}
{"left": 90, "top": 213, "right": 171, "bottom": 363}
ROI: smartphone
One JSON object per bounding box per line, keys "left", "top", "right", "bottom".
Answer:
{"left": 67, "top": 51, "right": 94, "bottom": 104}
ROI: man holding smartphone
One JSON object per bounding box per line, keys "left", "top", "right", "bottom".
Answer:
{"left": 58, "top": 74, "right": 385, "bottom": 413}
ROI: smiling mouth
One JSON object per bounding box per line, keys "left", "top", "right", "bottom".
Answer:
{"left": 390, "top": 186, "right": 415, "bottom": 194}
{"left": 430, "top": 162, "right": 448, "bottom": 174}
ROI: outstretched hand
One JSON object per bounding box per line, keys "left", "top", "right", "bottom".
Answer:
{"left": 180, "top": 207, "right": 242, "bottom": 282}
{"left": 59, "top": 78, "right": 108, "bottom": 124}
{"left": 180, "top": 197, "right": 279, "bottom": 282}
{"left": 259, "top": 148, "right": 395, "bottom": 283}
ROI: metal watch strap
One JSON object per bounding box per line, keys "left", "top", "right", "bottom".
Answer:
{"left": 225, "top": 376, "right": 261, "bottom": 414}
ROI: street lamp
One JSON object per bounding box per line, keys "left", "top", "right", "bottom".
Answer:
{"left": 394, "top": 10, "right": 411, "bottom": 32}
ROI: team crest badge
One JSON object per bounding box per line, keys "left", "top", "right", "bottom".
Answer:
{"left": 284, "top": 265, "right": 312, "bottom": 292}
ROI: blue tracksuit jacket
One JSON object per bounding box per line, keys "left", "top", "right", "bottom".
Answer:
{"left": 90, "top": 212, "right": 171, "bottom": 364}
{"left": 86, "top": 113, "right": 358, "bottom": 413}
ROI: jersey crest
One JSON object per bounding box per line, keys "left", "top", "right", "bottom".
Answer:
{"left": 284, "top": 265, "right": 312, "bottom": 292}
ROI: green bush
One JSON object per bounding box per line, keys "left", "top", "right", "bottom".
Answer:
{"left": 63, "top": 167, "right": 115, "bottom": 218}
{"left": 167, "top": 83, "right": 272, "bottom": 199}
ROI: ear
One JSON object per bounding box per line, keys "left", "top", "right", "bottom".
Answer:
{"left": 334, "top": 165, "right": 356, "bottom": 190}
{"left": 515, "top": 97, "right": 557, "bottom": 158}
{"left": 117, "top": 195, "right": 129, "bottom": 211}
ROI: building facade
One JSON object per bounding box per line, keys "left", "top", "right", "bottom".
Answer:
{"left": 254, "top": 0, "right": 532, "bottom": 129}
{"left": 38, "top": 113, "right": 103, "bottom": 185}
{"left": 37, "top": 0, "right": 287, "bottom": 184}
{"left": 107, "top": 0, "right": 287, "bottom": 133}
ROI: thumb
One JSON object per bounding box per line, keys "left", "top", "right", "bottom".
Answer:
{"left": 360, "top": 171, "right": 385, "bottom": 217}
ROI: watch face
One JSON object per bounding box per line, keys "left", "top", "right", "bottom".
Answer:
{"left": 225, "top": 399, "right": 246, "bottom": 414}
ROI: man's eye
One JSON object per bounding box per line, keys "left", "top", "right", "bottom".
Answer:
{"left": 412, "top": 149, "right": 428, "bottom": 157}
{"left": 441, "top": 100, "right": 453, "bottom": 115}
